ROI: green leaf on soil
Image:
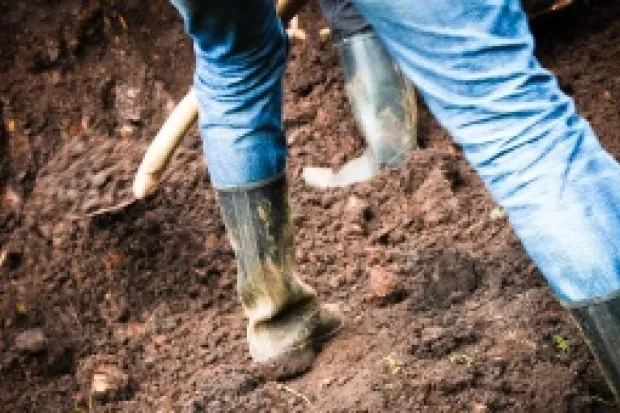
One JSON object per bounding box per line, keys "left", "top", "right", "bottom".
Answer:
{"left": 552, "top": 334, "right": 569, "bottom": 352}
{"left": 383, "top": 355, "right": 400, "bottom": 374}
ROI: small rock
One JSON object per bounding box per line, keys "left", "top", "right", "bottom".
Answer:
{"left": 91, "top": 365, "right": 130, "bottom": 401}
{"left": 77, "top": 355, "right": 130, "bottom": 403}
{"left": 119, "top": 123, "right": 136, "bottom": 138}
{"left": 205, "top": 233, "right": 219, "bottom": 250}
{"left": 14, "top": 329, "right": 48, "bottom": 354}
{"left": 472, "top": 403, "right": 490, "bottom": 413}
{"left": 344, "top": 195, "right": 372, "bottom": 221}
{"left": 489, "top": 206, "right": 507, "bottom": 221}
{"left": 91, "top": 169, "right": 111, "bottom": 188}
{"left": 369, "top": 267, "right": 404, "bottom": 300}
{"left": 2, "top": 185, "right": 22, "bottom": 212}
{"left": 143, "top": 355, "right": 156, "bottom": 366}
{"left": 71, "top": 141, "right": 86, "bottom": 156}
{"left": 50, "top": 70, "right": 61, "bottom": 85}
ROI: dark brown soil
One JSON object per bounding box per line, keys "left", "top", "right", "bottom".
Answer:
{"left": 1, "top": 1, "right": 619, "bottom": 412}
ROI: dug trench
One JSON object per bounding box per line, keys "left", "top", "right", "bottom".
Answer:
{"left": 1, "top": 0, "right": 619, "bottom": 412}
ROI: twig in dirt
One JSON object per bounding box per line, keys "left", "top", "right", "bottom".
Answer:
{"left": 275, "top": 383, "right": 313, "bottom": 407}
{"left": 84, "top": 199, "right": 138, "bottom": 218}
{"left": 66, "top": 199, "right": 137, "bottom": 220}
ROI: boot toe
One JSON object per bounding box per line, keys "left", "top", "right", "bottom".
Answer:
{"left": 258, "top": 345, "right": 317, "bottom": 381}
{"left": 255, "top": 303, "right": 343, "bottom": 381}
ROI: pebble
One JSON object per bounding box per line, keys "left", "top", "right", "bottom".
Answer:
{"left": 91, "top": 169, "right": 111, "bottom": 188}
{"left": 368, "top": 267, "right": 403, "bottom": 299}
{"left": 91, "top": 365, "right": 130, "bottom": 401}
{"left": 344, "top": 195, "right": 371, "bottom": 221}
{"left": 472, "top": 403, "right": 490, "bottom": 413}
{"left": 14, "top": 329, "right": 48, "bottom": 354}
{"left": 78, "top": 355, "right": 130, "bottom": 402}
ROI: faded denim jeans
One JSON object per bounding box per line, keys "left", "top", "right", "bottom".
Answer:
{"left": 171, "top": 0, "right": 620, "bottom": 305}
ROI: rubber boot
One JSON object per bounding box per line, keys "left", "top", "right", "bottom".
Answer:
{"left": 216, "top": 174, "right": 342, "bottom": 379}
{"left": 302, "top": 32, "right": 418, "bottom": 188}
{"left": 570, "top": 295, "right": 620, "bottom": 402}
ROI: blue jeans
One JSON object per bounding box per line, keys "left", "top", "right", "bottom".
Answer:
{"left": 171, "top": 0, "right": 620, "bottom": 305}
{"left": 170, "top": 0, "right": 288, "bottom": 190}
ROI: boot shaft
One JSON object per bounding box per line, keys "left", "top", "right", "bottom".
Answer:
{"left": 337, "top": 32, "right": 418, "bottom": 168}
{"left": 215, "top": 175, "right": 316, "bottom": 325}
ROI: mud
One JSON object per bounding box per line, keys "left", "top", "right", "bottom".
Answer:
{"left": 1, "top": 0, "right": 619, "bottom": 412}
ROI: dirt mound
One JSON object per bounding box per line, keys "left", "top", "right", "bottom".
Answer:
{"left": 1, "top": 0, "right": 619, "bottom": 411}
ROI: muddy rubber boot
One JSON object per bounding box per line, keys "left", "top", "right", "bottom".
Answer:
{"left": 302, "top": 32, "right": 417, "bottom": 188}
{"left": 216, "top": 175, "right": 342, "bottom": 379}
{"left": 570, "top": 295, "right": 620, "bottom": 402}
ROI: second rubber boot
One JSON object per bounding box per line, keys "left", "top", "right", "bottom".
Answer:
{"left": 570, "top": 295, "right": 620, "bottom": 403}
{"left": 302, "top": 32, "right": 418, "bottom": 188}
{"left": 216, "top": 175, "right": 342, "bottom": 379}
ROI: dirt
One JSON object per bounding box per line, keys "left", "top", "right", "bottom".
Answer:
{"left": 1, "top": 0, "right": 619, "bottom": 412}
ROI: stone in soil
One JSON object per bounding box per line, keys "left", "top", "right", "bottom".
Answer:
{"left": 14, "top": 329, "right": 48, "bottom": 354}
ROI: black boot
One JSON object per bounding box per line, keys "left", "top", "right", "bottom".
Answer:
{"left": 570, "top": 295, "right": 620, "bottom": 401}
{"left": 216, "top": 174, "right": 342, "bottom": 378}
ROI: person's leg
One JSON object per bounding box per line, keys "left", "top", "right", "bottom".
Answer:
{"left": 303, "top": 0, "right": 418, "bottom": 188}
{"left": 352, "top": 0, "right": 620, "bottom": 398}
{"left": 169, "top": 0, "right": 341, "bottom": 376}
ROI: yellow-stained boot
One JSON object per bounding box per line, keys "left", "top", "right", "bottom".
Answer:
{"left": 216, "top": 174, "right": 342, "bottom": 379}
